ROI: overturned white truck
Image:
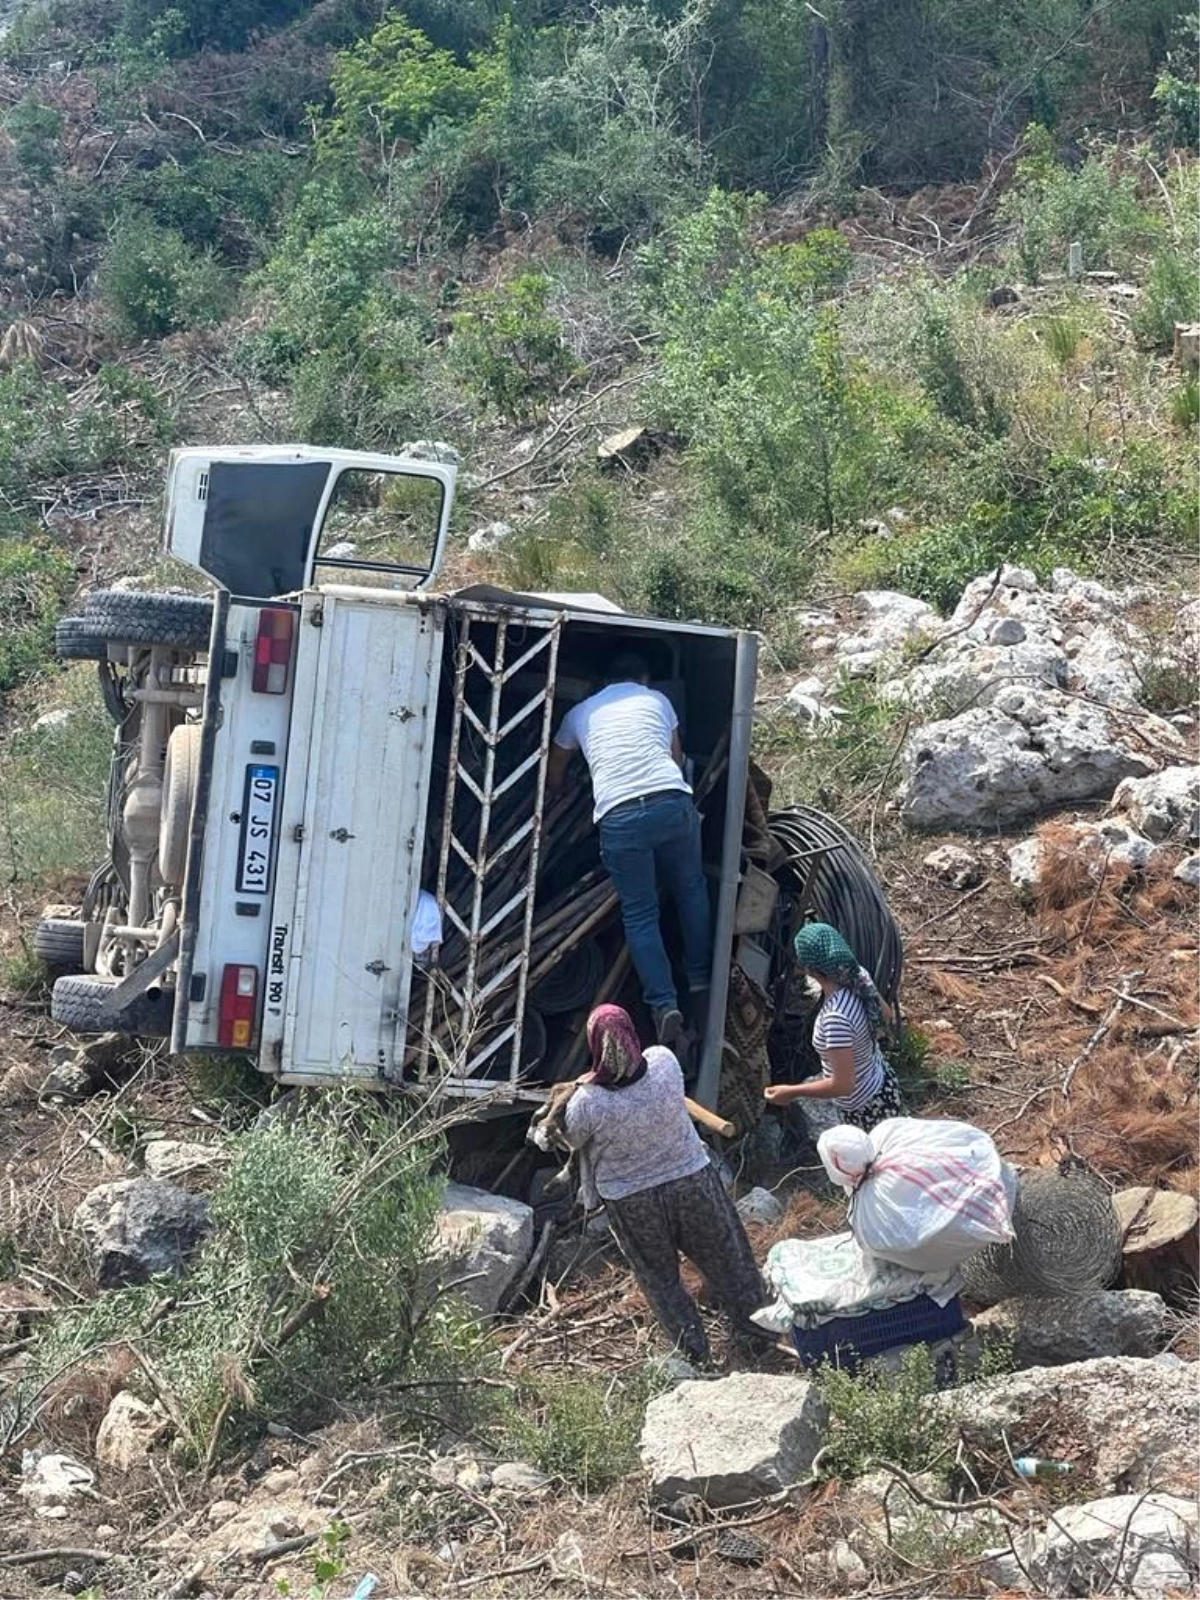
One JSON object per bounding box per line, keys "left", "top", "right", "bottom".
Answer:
{"left": 45, "top": 446, "right": 771, "bottom": 1109}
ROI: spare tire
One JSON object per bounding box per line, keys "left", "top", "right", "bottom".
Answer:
{"left": 33, "top": 916, "right": 87, "bottom": 971}
{"left": 56, "top": 592, "right": 213, "bottom": 660}
{"left": 159, "top": 724, "right": 202, "bottom": 885}
{"left": 51, "top": 974, "right": 174, "bottom": 1037}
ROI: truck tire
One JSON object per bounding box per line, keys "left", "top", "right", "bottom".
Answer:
{"left": 33, "top": 916, "right": 87, "bottom": 971}
{"left": 56, "top": 592, "right": 213, "bottom": 660}
{"left": 50, "top": 974, "right": 174, "bottom": 1037}
{"left": 159, "top": 724, "right": 202, "bottom": 885}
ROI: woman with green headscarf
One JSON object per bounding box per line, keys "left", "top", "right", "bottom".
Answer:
{"left": 764, "top": 922, "right": 906, "bottom": 1131}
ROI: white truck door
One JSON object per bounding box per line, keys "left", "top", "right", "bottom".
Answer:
{"left": 263, "top": 590, "right": 444, "bottom": 1084}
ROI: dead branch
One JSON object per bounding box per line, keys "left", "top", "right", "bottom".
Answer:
{"left": 1, "top": 1548, "right": 115, "bottom": 1567}
{"left": 1061, "top": 971, "right": 1144, "bottom": 1097}
{"left": 865, "top": 1457, "right": 1021, "bottom": 1527}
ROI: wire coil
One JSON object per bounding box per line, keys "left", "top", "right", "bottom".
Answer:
{"left": 962, "top": 1160, "right": 1122, "bottom": 1304}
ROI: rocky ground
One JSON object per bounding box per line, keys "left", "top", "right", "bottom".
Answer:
{"left": 0, "top": 559, "right": 1197, "bottom": 1600}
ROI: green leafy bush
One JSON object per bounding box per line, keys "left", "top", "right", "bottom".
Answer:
{"left": 1153, "top": 16, "right": 1200, "bottom": 150}
{"left": 1133, "top": 164, "right": 1199, "bottom": 350}
{"left": 101, "top": 215, "right": 232, "bottom": 338}
{"left": 817, "top": 1343, "right": 943, "bottom": 1479}
{"left": 118, "top": 150, "right": 301, "bottom": 260}
{"left": 0, "top": 667, "right": 112, "bottom": 884}
{"left": 3, "top": 98, "right": 63, "bottom": 184}
{"left": 12, "top": 1093, "right": 484, "bottom": 1460}
{"left": 503, "top": 1368, "right": 660, "bottom": 1492}
{"left": 1000, "top": 129, "right": 1161, "bottom": 283}
{"left": 451, "top": 272, "right": 575, "bottom": 419}
{"left": 0, "top": 541, "right": 72, "bottom": 692}
{"left": 326, "top": 14, "right": 506, "bottom": 151}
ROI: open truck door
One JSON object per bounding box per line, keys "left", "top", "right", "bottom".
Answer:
{"left": 164, "top": 446, "right": 456, "bottom": 599}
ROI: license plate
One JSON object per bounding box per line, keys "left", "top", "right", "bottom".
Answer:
{"left": 236, "top": 764, "right": 279, "bottom": 894}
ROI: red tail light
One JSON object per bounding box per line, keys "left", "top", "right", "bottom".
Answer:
{"left": 218, "top": 964, "right": 259, "bottom": 1049}
{"left": 253, "top": 608, "right": 294, "bottom": 694}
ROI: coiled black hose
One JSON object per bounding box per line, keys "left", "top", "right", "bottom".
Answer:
{"left": 768, "top": 805, "right": 904, "bottom": 1005}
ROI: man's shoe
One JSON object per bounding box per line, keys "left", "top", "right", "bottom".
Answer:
{"left": 652, "top": 1006, "right": 684, "bottom": 1048}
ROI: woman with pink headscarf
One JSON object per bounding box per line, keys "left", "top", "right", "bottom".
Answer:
{"left": 561, "top": 1004, "right": 763, "bottom": 1366}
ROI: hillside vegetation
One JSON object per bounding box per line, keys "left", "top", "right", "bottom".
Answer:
{"left": 0, "top": 0, "right": 1195, "bottom": 679}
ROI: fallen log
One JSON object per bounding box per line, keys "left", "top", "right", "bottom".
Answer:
{"left": 1113, "top": 1186, "right": 1199, "bottom": 1301}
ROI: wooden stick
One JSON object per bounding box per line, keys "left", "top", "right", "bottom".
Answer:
{"left": 684, "top": 1097, "right": 736, "bottom": 1139}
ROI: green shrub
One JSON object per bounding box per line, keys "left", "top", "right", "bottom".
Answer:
{"left": 817, "top": 1343, "right": 943, "bottom": 1479}
{"left": 326, "top": 14, "right": 506, "bottom": 151}
{"left": 11, "top": 1092, "right": 485, "bottom": 1460}
{"left": 503, "top": 1368, "right": 660, "bottom": 1492}
{"left": 1153, "top": 16, "right": 1199, "bottom": 150}
{"left": 0, "top": 667, "right": 113, "bottom": 887}
{"left": 451, "top": 272, "right": 576, "bottom": 419}
{"left": 101, "top": 215, "right": 231, "bottom": 339}
{"left": 118, "top": 150, "right": 301, "bottom": 260}
{"left": 0, "top": 542, "right": 73, "bottom": 692}
{"left": 3, "top": 98, "right": 63, "bottom": 184}
{"left": 1139, "top": 238, "right": 1200, "bottom": 349}
{"left": 1000, "top": 129, "right": 1161, "bottom": 284}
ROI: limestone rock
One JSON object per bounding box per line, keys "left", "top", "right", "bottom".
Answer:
{"left": 735, "top": 1187, "right": 784, "bottom": 1226}
{"left": 1174, "top": 854, "right": 1200, "bottom": 886}
{"left": 893, "top": 629, "right": 1068, "bottom": 713}
{"left": 40, "top": 1033, "right": 129, "bottom": 1103}
{"left": 433, "top": 1183, "right": 534, "bottom": 1316}
{"left": 1111, "top": 765, "right": 1200, "bottom": 841}
{"left": 835, "top": 590, "right": 940, "bottom": 675}
{"left": 923, "top": 844, "right": 984, "bottom": 889}
{"left": 142, "top": 1140, "right": 229, "bottom": 1184}
{"left": 898, "top": 688, "right": 1179, "bottom": 830}
{"left": 640, "top": 1372, "right": 827, "bottom": 1507}
{"left": 1007, "top": 818, "right": 1161, "bottom": 891}
{"left": 972, "top": 1290, "right": 1169, "bottom": 1367}
{"left": 490, "top": 1461, "right": 551, "bottom": 1494}
{"left": 19, "top": 1452, "right": 95, "bottom": 1512}
{"left": 1114, "top": 1188, "right": 1200, "bottom": 1299}
{"left": 95, "top": 1391, "right": 168, "bottom": 1472}
{"left": 467, "top": 520, "right": 513, "bottom": 554}
{"left": 400, "top": 439, "right": 461, "bottom": 466}
{"left": 984, "top": 1492, "right": 1199, "bottom": 1599}
{"left": 929, "top": 1357, "right": 1198, "bottom": 1494}
{"left": 73, "top": 1178, "right": 212, "bottom": 1289}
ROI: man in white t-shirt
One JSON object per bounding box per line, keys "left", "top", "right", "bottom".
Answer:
{"left": 546, "top": 653, "right": 711, "bottom": 1047}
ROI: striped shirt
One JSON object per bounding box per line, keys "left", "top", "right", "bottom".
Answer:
{"left": 812, "top": 980, "right": 886, "bottom": 1111}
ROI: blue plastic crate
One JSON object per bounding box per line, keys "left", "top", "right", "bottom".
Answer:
{"left": 791, "top": 1293, "right": 965, "bottom": 1373}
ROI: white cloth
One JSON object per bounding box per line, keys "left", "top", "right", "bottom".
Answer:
{"left": 812, "top": 979, "right": 886, "bottom": 1110}
{"left": 553, "top": 683, "right": 690, "bottom": 822}
{"left": 751, "top": 1231, "right": 964, "bottom": 1334}
{"left": 411, "top": 891, "right": 443, "bottom": 956}
{"left": 562, "top": 1047, "right": 708, "bottom": 1201}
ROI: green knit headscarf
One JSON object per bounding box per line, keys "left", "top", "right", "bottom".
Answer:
{"left": 794, "top": 921, "right": 887, "bottom": 1036}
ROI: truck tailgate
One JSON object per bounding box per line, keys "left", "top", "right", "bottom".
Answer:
{"left": 263, "top": 590, "right": 444, "bottom": 1083}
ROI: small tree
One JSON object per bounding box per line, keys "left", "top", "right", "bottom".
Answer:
{"left": 451, "top": 272, "right": 576, "bottom": 419}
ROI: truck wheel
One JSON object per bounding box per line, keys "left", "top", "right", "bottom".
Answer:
{"left": 159, "top": 724, "right": 202, "bottom": 885}
{"left": 50, "top": 974, "right": 174, "bottom": 1037}
{"left": 56, "top": 592, "right": 213, "bottom": 660}
{"left": 33, "top": 916, "right": 87, "bottom": 971}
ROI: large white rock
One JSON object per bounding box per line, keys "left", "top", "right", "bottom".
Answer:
{"left": 1110, "top": 766, "right": 1200, "bottom": 841}
{"left": 833, "top": 590, "right": 940, "bottom": 676}
{"left": 1068, "top": 623, "right": 1144, "bottom": 706}
{"left": 640, "top": 1373, "right": 827, "bottom": 1507}
{"left": 898, "top": 688, "right": 1179, "bottom": 830}
{"left": 433, "top": 1183, "right": 534, "bottom": 1317}
{"left": 929, "top": 1357, "right": 1198, "bottom": 1494}
{"left": 972, "top": 1290, "right": 1169, "bottom": 1367}
{"left": 893, "top": 631, "right": 1068, "bottom": 713}
{"left": 985, "top": 1492, "right": 1199, "bottom": 1599}
{"left": 95, "top": 1391, "right": 169, "bottom": 1472}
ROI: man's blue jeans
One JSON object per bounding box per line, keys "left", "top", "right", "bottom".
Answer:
{"left": 598, "top": 791, "right": 712, "bottom": 1013}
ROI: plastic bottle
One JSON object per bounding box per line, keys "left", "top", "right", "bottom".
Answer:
{"left": 1014, "top": 1457, "right": 1074, "bottom": 1480}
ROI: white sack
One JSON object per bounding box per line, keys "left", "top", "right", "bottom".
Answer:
{"left": 818, "top": 1117, "right": 1015, "bottom": 1273}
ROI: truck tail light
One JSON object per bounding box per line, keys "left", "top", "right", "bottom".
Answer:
{"left": 253, "top": 608, "right": 294, "bottom": 694}
{"left": 218, "top": 964, "right": 258, "bottom": 1049}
